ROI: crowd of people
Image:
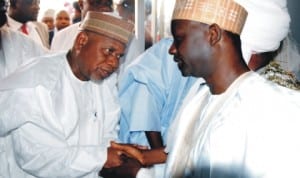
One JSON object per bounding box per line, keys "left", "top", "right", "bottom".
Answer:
{"left": 0, "top": 0, "right": 300, "bottom": 178}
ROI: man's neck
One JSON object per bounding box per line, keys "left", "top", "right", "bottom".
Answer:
{"left": 205, "top": 67, "right": 249, "bottom": 95}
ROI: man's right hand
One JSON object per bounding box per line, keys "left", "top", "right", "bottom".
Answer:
{"left": 104, "top": 147, "right": 124, "bottom": 168}
{"left": 100, "top": 156, "right": 142, "bottom": 178}
{"left": 110, "top": 141, "right": 146, "bottom": 165}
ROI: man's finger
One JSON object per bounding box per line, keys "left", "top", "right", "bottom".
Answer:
{"left": 111, "top": 142, "right": 145, "bottom": 165}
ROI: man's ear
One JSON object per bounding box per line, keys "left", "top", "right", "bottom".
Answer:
{"left": 74, "top": 31, "right": 88, "bottom": 52}
{"left": 208, "top": 23, "right": 222, "bottom": 45}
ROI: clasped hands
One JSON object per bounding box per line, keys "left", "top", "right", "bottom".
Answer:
{"left": 100, "top": 141, "right": 150, "bottom": 178}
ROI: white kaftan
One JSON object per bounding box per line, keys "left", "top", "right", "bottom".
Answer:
{"left": 0, "top": 26, "right": 47, "bottom": 79}
{"left": 0, "top": 52, "right": 120, "bottom": 178}
{"left": 165, "top": 71, "right": 300, "bottom": 178}
{"left": 6, "top": 15, "right": 49, "bottom": 48}
{"left": 50, "top": 23, "right": 80, "bottom": 51}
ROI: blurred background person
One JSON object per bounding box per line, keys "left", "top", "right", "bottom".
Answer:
{"left": 0, "top": 11, "right": 134, "bottom": 178}
{"left": 7, "top": 0, "right": 49, "bottom": 48}
{"left": 50, "top": 0, "right": 113, "bottom": 51}
{"left": 116, "top": 0, "right": 153, "bottom": 50}
{"left": 54, "top": 9, "right": 70, "bottom": 31}
{"left": 0, "top": 0, "right": 47, "bottom": 78}
{"left": 41, "top": 8, "right": 55, "bottom": 45}
{"left": 72, "top": 0, "right": 82, "bottom": 23}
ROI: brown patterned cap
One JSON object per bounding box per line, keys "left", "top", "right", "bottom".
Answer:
{"left": 79, "top": 11, "right": 134, "bottom": 44}
{"left": 172, "top": 0, "right": 248, "bottom": 34}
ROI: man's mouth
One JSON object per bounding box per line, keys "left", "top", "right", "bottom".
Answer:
{"left": 174, "top": 57, "right": 184, "bottom": 68}
{"left": 99, "top": 69, "right": 111, "bottom": 78}
{"left": 97, "top": 65, "right": 116, "bottom": 79}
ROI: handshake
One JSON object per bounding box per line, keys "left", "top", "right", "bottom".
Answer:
{"left": 99, "top": 141, "right": 167, "bottom": 178}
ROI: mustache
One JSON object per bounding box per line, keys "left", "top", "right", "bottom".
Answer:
{"left": 173, "top": 54, "right": 184, "bottom": 62}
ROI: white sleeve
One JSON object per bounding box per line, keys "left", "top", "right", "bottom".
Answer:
{"left": 50, "top": 30, "right": 63, "bottom": 51}
{"left": 1, "top": 88, "right": 107, "bottom": 177}
{"left": 12, "top": 125, "right": 107, "bottom": 177}
{"left": 13, "top": 124, "right": 107, "bottom": 177}
{"left": 136, "top": 167, "right": 155, "bottom": 178}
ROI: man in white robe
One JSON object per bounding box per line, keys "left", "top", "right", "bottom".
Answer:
{"left": 103, "top": 0, "right": 299, "bottom": 177}
{"left": 119, "top": 38, "right": 198, "bottom": 148}
{"left": 7, "top": 0, "right": 49, "bottom": 48}
{"left": 117, "top": 38, "right": 199, "bottom": 177}
{"left": 0, "top": 0, "right": 47, "bottom": 78}
{"left": 164, "top": 0, "right": 300, "bottom": 178}
{"left": 51, "top": 0, "right": 140, "bottom": 83}
{"left": 0, "top": 11, "right": 134, "bottom": 178}
{"left": 0, "top": 1, "right": 48, "bottom": 176}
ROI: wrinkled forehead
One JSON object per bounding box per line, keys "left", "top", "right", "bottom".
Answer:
{"left": 171, "top": 19, "right": 207, "bottom": 34}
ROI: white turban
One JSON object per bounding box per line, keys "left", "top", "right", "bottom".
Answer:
{"left": 234, "top": 0, "right": 290, "bottom": 64}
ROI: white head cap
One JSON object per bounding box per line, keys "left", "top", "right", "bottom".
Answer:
{"left": 235, "top": 0, "right": 290, "bottom": 64}
{"left": 43, "top": 9, "right": 55, "bottom": 19}
{"left": 172, "top": 0, "right": 248, "bottom": 35}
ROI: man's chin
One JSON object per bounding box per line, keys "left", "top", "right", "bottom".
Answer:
{"left": 90, "top": 74, "right": 104, "bottom": 82}
{"left": 90, "top": 75, "right": 105, "bottom": 84}
{"left": 180, "top": 70, "right": 190, "bottom": 77}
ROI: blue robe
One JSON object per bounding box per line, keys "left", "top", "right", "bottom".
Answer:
{"left": 118, "top": 38, "right": 197, "bottom": 146}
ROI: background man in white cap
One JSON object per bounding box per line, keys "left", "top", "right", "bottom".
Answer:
{"left": 54, "top": 9, "right": 71, "bottom": 32}
{"left": 41, "top": 9, "right": 55, "bottom": 45}
{"left": 51, "top": 0, "right": 113, "bottom": 51}
{"left": 0, "top": 11, "right": 134, "bottom": 178}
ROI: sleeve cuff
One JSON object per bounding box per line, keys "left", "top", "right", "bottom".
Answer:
{"left": 136, "top": 167, "right": 155, "bottom": 178}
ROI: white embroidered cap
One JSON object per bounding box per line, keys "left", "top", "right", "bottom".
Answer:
{"left": 172, "top": 0, "right": 248, "bottom": 34}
